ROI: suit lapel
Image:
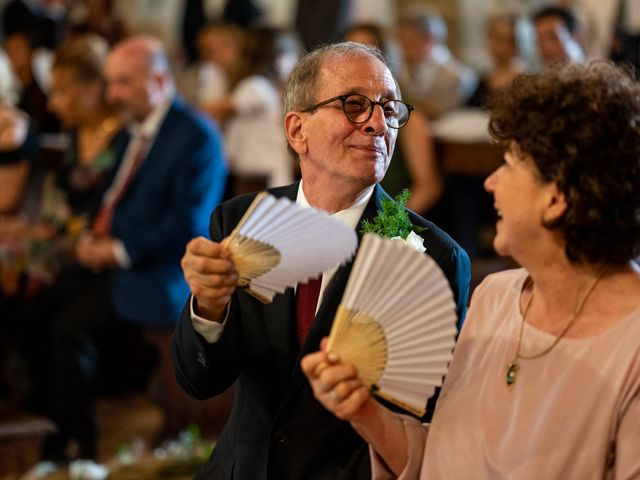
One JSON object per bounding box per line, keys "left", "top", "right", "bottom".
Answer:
{"left": 130, "top": 101, "right": 177, "bottom": 183}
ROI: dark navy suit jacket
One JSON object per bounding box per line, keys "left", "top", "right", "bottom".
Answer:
{"left": 173, "top": 182, "right": 470, "bottom": 479}
{"left": 109, "top": 98, "right": 227, "bottom": 328}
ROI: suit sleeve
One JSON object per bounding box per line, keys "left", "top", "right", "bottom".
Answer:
{"left": 172, "top": 202, "right": 247, "bottom": 399}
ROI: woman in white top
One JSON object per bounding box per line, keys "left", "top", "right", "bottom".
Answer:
{"left": 205, "top": 26, "right": 301, "bottom": 190}
{"left": 301, "top": 61, "right": 640, "bottom": 479}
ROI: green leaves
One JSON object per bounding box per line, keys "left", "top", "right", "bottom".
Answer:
{"left": 360, "top": 189, "right": 424, "bottom": 239}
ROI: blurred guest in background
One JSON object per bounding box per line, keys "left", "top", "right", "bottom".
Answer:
{"left": 0, "top": 102, "right": 36, "bottom": 406}
{"left": 0, "top": 106, "right": 34, "bottom": 215}
{"left": 46, "top": 34, "right": 123, "bottom": 227}
{"left": 29, "top": 35, "right": 226, "bottom": 465}
{"left": 437, "top": 12, "right": 528, "bottom": 258}
{"left": 396, "top": 5, "right": 477, "bottom": 119}
{"left": 608, "top": 0, "right": 640, "bottom": 69}
{"left": 67, "top": 0, "right": 130, "bottom": 46}
{"left": 220, "top": 0, "right": 263, "bottom": 28}
{"left": 533, "top": 5, "right": 586, "bottom": 67}
{"left": 4, "top": 30, "right": 60, "bottom": 134}
{"left": 295, "top": 0, "right": 352, "bottom": 51}
{"left": 204, "top": 26, "right": 300, "bottom": 192}
{"left": 0, "top": 34, "right": 123, "bottom": 300}
{"left": 0, "top": 36, "right": 125, "bottom": 444}
{"left": 180, "top": 22, "right": 245, "bottom": 110}
{"left": 343, "top": 23, "right": 399, "bottom": 66}
{"left": 467, "top": 13, "right": 525, "bottom": 109}
{"left": 0, "top": 49, "right": 31, "bottom": 217}
{"left": 2, "top": 0, "right": 67, "bottom": 51}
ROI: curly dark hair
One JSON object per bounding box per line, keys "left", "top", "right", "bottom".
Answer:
{"left": 488, "top": 61, "right": 640, "bottom": 265}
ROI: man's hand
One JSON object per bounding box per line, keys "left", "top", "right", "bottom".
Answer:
{"left": 76, "top": 235, "right": 119, "bottom": 271}
{"left": 181, "top": 236, "right": 239, "bottom": 322}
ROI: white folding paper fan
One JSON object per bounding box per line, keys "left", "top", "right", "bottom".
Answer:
{"left": 221, "top": 192, "right": 358, "bottom": 303}
{"left": 326, "top": 233, "right": 458, "bottom": 417}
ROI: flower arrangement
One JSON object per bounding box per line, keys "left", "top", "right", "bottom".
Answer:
{"left": 359, "top": 189, "right": 426, "bottom": 253}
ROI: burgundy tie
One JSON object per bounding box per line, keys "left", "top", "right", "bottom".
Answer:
{"left": 92, "top": 137, "right": 148, "bottom": 237}
{"left": 296, "top": 276, "right": 322, "bottom": 347}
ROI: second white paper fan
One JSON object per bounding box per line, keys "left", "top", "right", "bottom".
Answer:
{"left": 327, "top": 233, "right": 457, "bottom": 417}
{"left": 222, "top": 192, "right": 358, "bottom": 303}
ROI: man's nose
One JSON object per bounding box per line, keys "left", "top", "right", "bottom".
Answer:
{"left": 363, "top": 104, "right": 388, "bottom": 134}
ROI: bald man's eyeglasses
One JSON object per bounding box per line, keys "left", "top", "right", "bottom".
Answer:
{"left": 301, "top": 94, "right": 414, "bottom": 129}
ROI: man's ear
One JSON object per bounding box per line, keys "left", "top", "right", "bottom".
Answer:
{"left": 149, "top": 72, "right": 168, "bottom": 104}
{"left": 542, "top": 183, "right": 568, "bottom": 225}
{"left": 284, "top": 111, "right": 307, "bottom": 157}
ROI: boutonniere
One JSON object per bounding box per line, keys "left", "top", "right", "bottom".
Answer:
{"left": 359, "top": 189, "right": 426, "bottom": 253}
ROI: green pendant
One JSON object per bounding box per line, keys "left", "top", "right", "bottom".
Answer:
{"left": 506, "top": 363, "right": 519, "bottom": 388}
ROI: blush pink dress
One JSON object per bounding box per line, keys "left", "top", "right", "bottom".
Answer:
{"left": 372, "top": 268, "right": 640, "bottom": 479}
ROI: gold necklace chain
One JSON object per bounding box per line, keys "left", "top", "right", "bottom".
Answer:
{"left": 506, "top": 267, "right": 606, "bottom": 389}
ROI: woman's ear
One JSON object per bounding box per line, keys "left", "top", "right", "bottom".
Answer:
{"left": 284, "top": 111, "right": 307, "bottom": 157}
{"left": 542, "top": 183, "right": 568, "bottom": 225}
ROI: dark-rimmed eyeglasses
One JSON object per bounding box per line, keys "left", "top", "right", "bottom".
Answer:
{"left": 301, "top": 94, "right": 414, "bottom": 129}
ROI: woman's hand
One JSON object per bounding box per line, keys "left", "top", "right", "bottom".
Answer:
{"left": 301, "top": 339, "right": 376, "bottom": 422}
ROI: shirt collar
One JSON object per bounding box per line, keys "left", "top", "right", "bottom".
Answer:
{"left": 296, "top": 180, "right": 375, "bottom": 230}
{"left": 128, "top": 98, "right": 172, "bottom": 139}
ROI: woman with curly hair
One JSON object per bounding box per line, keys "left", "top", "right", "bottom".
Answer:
{"left": 301, "top": 61, "right": 640, "bottom": 479}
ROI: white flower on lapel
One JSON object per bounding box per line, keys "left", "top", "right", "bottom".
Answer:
{"left": 390, "top": 230, "right": 426, "bottom": 253}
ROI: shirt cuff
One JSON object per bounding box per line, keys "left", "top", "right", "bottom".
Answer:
{"left": 190, "top": 295, "right": 230, "bottom": 343}
{"left": 111, "top": 239, "right": 131, "bottom": 268}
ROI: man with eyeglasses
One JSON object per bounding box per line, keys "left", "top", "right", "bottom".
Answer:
{"left": 174, "top": 42, "right": 470, "bottom": 480}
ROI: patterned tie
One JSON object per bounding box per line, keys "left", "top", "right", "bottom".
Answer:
{"left": 295, "top": 276, "right": 322, "bottom": 347}
{"left": 92, "top": 136, "right": 148, "bottom": 237}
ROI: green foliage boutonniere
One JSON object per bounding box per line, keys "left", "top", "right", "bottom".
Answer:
{"left": 360, "top": 189, "right": 427, "bottom": 252}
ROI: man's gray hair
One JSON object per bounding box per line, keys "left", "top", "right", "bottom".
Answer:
{"left": 283, "top": 41, "right": 397, "bottom": 115}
